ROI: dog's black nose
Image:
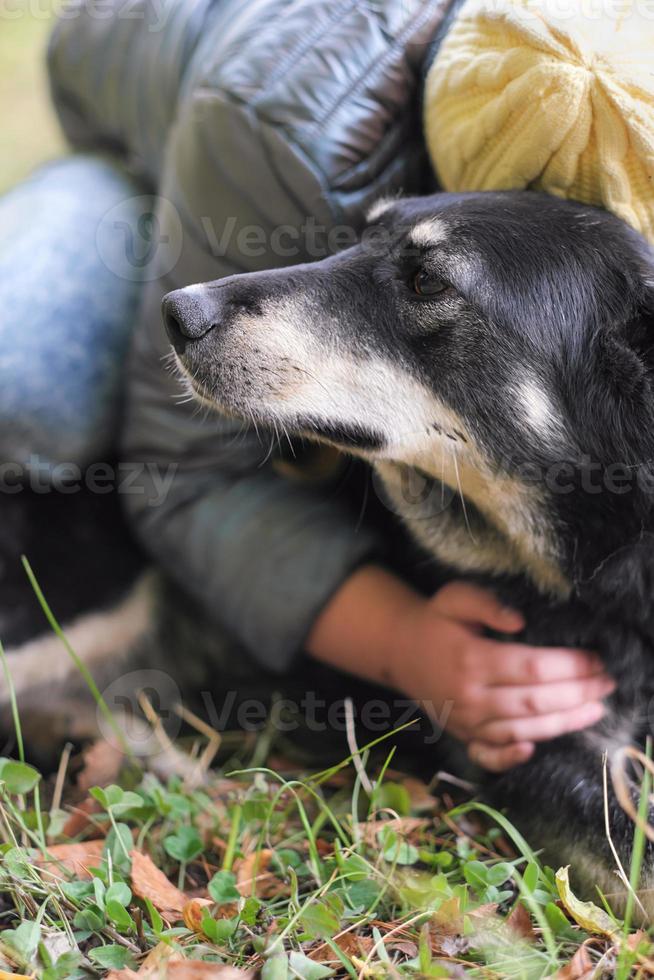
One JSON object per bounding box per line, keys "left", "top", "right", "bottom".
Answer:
{"left": 162, "top": 289, "right": 215, "bottom": 355}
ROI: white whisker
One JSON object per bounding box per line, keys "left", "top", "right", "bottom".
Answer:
{"left": 452, "top": 449, "right": 476, "bottom": 543}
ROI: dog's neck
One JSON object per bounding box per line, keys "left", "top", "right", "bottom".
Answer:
{"left": 375, "top": 457, "right": 570, "bottom": 599}
{"left": 377, "top": 454, "right": 654, "bottom": 645}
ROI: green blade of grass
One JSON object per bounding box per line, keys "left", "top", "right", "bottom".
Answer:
{"left": 617, "top": 737, "right": 652, "bottom": 979}
{"left": 0, "top": 638, "right": 24, "bottom": 763}
{"left": 222, "top": 803, "right": 242, "bottom": 872}
{"left": 308, "top": 717, "right": 420, "bottom": 788}
{"left": 21, "top": 555, "right": 134, "bottom": 762}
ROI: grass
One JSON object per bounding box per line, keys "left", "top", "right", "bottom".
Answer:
{"left": 0, "top": 580, "right": 653, "bottom": 980}
{"left": 0, "top": 736, "right": 650, "bottom": 980}
{"left": 0, "top": 0, "right": 64, "bottom": 193}
{"left": 0, "top": 569, "right": 652, "bottom": 978}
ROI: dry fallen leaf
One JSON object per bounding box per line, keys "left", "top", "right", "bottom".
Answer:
{"left": 468, "top": 902, "right": 499, "bottom": 923}
{"left": 313, "top": 837, "right": 333, "bottom": 858}
{"left": 506, "top": 902, "right": 537, "bottom": 942}
{"left": 39, "top": 839, "right": 105, "bottom": 877}
{"left": 137, "top": 941, "right": 183, "bottom": 976}
{"left": 310, "top": 932, "right": 375, "bottom": 963}
{"left": 107, "top": 940, "right": 183, "bottom": 979}
{"left": 107, "top": 944, "right": 254, "bottom": 979}
{"left": 77, "top": 738, "right": 125, "bottom": 793}
{"left": 130, "top": 850, "right": 187, "bottom": 918}
{"left": 167, "top": 964, "right": 255, "bottom": 979}
{"left": 556, "top": 867, "right": 619, "bottom": 940}
{"left": 236, "top": 849, "right": 272, "bottom": 887}
{"left": 183, "top": 896, "right": 243, "bottom": 941}
{"left": 401, "top": 777, "right": 439, "bottom": 813}
{"left": 182, "top": 897, "right": 216, "bottom": 933}
{"left": 627, "top": 928, "right": 648, "bottom": 951}
{"left": 61, "top": 796, "right": 104, "bottom": 838}
{"left": 554, "top": 942, "right": 595, "bottom": 979}
{"left": 235, "top": 849, "right": 282, "bottom": 899}
{"left": 432, "top": 893, "right": 464, "bottom": 934}
{"left": 387, "top": 940, "right": 419, "bottom": 957}
{"left": 360, "top": 817, "right": 428, "bottom": 847}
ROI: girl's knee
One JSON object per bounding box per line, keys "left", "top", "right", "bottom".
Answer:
{"left": 0, "top": 155, "right": 151, "bottom": 464}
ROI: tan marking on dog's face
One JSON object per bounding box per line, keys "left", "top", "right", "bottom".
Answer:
{"left": 437, "top": 455, "right": 565, "bottom": 592}
{"left": 377, "top": 450, "right": 570, "bottom": 598}
{"left": 512, "top": 373, "right": 565, "bottom": 440}
{"left": 377, "top": 395, "right": 569, "bottom": 596}
{"left": 408, "top": 217, "right": 448, "bottom": 250}
{"left": 365, "top": 196, "right": 398, "bottom": 224}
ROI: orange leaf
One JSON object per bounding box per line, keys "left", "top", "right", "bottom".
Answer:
{"left": 311, "top": 933, "right": 374, "bottom": 963}
{"left": 555, "top": 944, "right": 594, "bottom": 980}
{"left": 627, "top": 929, "right": 648, "bottom": 951}
{"left": 167, "top": 965, "right": 255, "bottom": 979}
{"left": 39, "top": 839, "right": 105, "bottom": 877}
{"left": 107, "top": 941, "right": 183, "bottom": 979}
{"left": 107, "top": 965, "right": 253, "bottom": 980}
{"left": 401, "top": 777, "right": 438, "bottom": 813}
{"left": 130, "top": 850, "right": 187, "bottom": 918}
{"left": 77, "top": 739, "right": 125, "bottom": 793}
{"left": 432, "top": 894, "right": 463, "bottom": 932}
{"left": 182, "top": 897, "right": 215, "bottom": 933}
{"left": 360, "top": 817, "right": 428, "bottom": 847}
{"left": 235, "top": 849, "right": 281, "bottom": 899}
{"left": 183, "top": 897, "right": 241, "bottom": 937}
{"left": 61, "top": 797, "right": 104, "bottom": 838}
{"left": 506, "top": 902, "right": 537, "bottom": 942}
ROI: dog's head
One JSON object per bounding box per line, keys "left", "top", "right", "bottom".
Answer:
{"left": 163, "top": 192, "right": 654, "bottom": 602}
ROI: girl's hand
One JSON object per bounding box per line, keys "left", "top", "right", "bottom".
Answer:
{"left": 390, "top": 580, "right": 615, "bottom": 772}
{"left": 308, "top": 567, "right": 615, "bottom": 773}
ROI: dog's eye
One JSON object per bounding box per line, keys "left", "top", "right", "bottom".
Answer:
{"left": 413, "top": 271, "right": 448, "bottom": 297}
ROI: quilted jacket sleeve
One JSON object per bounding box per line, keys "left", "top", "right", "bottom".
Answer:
{"left": 47, "top": 0, "right": 246, "bottom": 185}
{"left": 49, "top": 0, "right": 451, "bottom": 671}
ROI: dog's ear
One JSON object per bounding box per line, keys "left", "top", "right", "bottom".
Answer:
{"left": 600, "top": 275, "right": 654, "bottom": 413}
{"left": 623, "top": 275, "right": 654, "bottom": 374}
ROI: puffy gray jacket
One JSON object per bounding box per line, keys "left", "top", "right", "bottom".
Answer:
{"left": 48, "top": 0, "right": 454, "bottom": 671}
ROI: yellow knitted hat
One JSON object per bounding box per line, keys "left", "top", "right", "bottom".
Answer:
{"left": 424, "top": 0, "right": 654, "bottom": 243}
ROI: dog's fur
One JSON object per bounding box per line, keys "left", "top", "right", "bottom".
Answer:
{"left": 162, "top": 190, "right": 654, "bottom": 911}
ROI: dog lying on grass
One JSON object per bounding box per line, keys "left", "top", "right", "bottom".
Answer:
{"left": 162, "top": 190, "right": 654, "bottom": 910}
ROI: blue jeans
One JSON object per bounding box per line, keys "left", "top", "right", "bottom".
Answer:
{"left": 0, "top": 156, "right": 149, "bottom": 468}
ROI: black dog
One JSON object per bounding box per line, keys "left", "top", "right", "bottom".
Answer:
{"left": 163, "top": 190, "right": 654, "bottom": 910}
